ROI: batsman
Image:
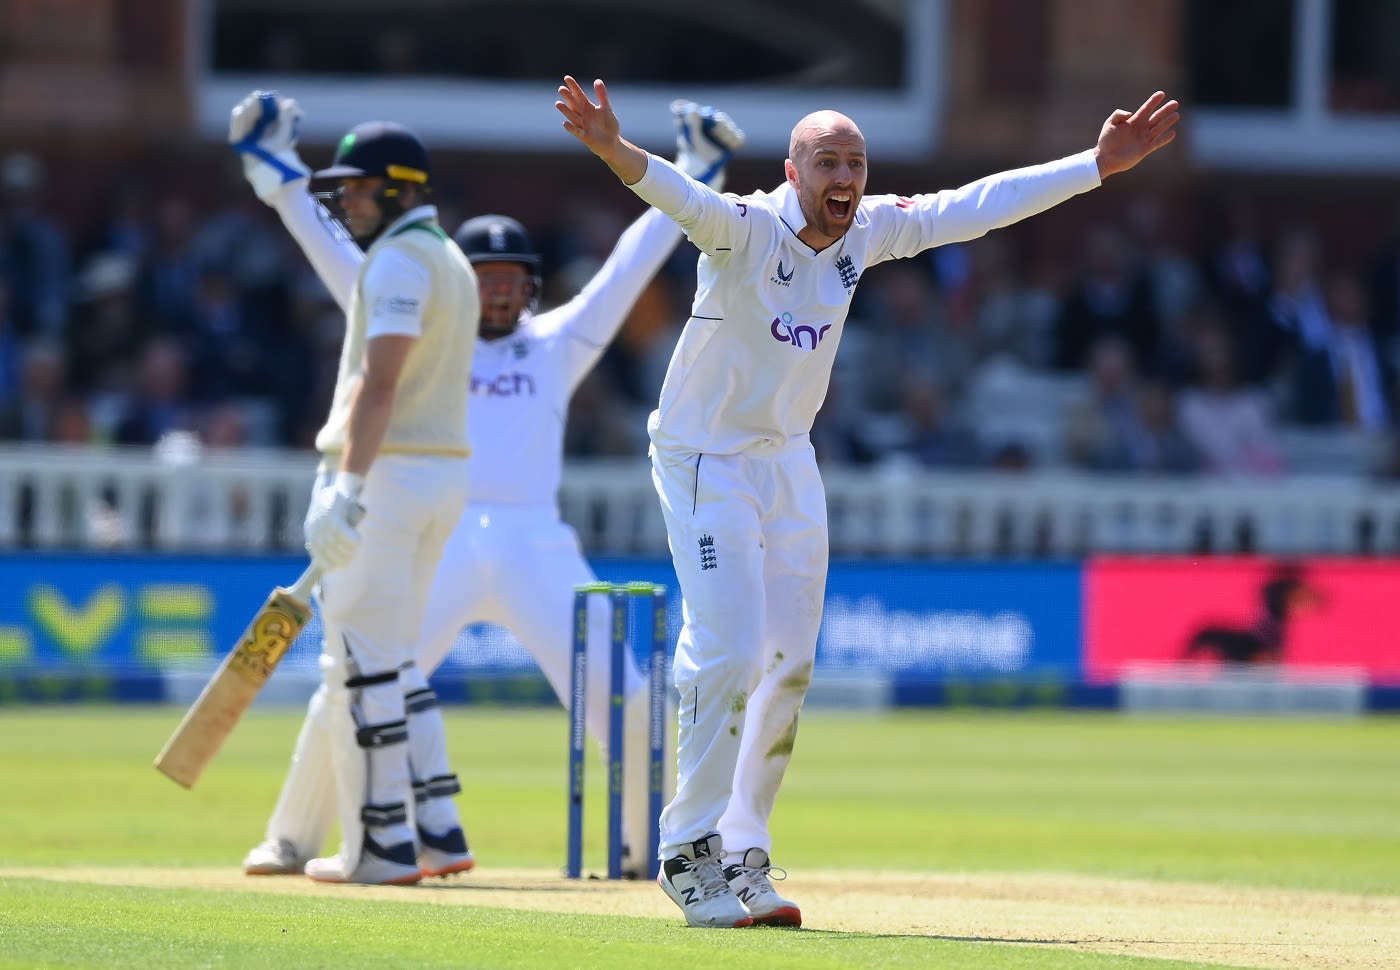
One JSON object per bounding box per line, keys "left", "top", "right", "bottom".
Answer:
{"left": 229, "top": 92, "right": 479, "bottom": 884}
{"left": 235, "top": 95, "right": 744, "bottom": 880}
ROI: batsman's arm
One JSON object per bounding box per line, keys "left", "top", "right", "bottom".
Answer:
{"left": 272, "top": 190, "right": 363, "bottom": 312}
{"left": 229, "top": 90, "right": 362, "bottom": 311}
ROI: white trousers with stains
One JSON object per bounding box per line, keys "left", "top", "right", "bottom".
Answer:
{"left": 650, "top": 436, "right": 828, "bottom": 861}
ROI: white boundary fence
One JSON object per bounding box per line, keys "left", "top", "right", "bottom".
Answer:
{"left": 4, "top": 444, "right": 1400, "bottom": 556}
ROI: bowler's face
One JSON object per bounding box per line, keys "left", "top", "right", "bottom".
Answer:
{"left": 787, "top": 127, "right": 867, "bottom": 248}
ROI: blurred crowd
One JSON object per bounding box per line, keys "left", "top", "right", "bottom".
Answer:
{"left": 5, "top": 147, "right": 1400, "bottom": 481}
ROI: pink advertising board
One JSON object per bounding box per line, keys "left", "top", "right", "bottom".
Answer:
{"left": 1086, "top": 557, "right": 1400, "bottom": 685}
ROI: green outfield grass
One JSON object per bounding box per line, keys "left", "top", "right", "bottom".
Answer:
{"left": 1, "top": 706, "right": 1397, "bottom": 969}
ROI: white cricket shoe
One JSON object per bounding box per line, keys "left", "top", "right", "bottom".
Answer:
{"left": 723, "top": 847, "right": 802, "bottom": 927}
{"left": 305, "top": 834, "right": 422, "bottom": 886}
{"left": 242, "top": 837, "right": 308, "bottom": 876}
{"left": 657, "top": 833, "right": 754, "bottom": 928}
{"left": 417, "top": 825, "right": 476, "bottom": 878}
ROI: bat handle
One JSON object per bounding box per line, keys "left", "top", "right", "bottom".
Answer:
{"left": 286, "top": 563, "right": 323, "bottom": 604}
{"left": 286, "top": 502, "right": 362, "bottom": 603}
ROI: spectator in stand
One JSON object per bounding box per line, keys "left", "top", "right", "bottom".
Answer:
{"left": 49, "top": 396, "right": 94, "bottom": 444}
{"left": 80, "top": 178, "right": 155, "bottom": 270}
{"left": 65, "top": 251, "right": 150, "bottom": 402}
{"left": 1050, "top": 223, "right": 1161, "bottom": 374}
{"left": 1131, "top": 379, "right": 1201, "bottom": 475}
{"left": 965, "top": 234, "right": 1058, "bottom": 370}
{"left": 1063, "top": 335, "right": 1143, "bottom": 472}
{"left": 1177, "top": 324, "right": 1284, "bottom": 477}
{"left": 0, "top": 278, "right": 21, "bottom": 409}
{"left": 0, "top": 339, "right": 66, "bottom": 442}
{"left": 134, "top": 193, "right": 201, "bottom": 333}
{"left": 0, "top": 153, "right": 70, "bottom": 340}
{"left": 889, "top": 378, "right": 981, "bottom": 470}
{"left": 1324, "top": 272, "right": 1391, "bottom": 431}
{"left": 809, "top": 370, "right": 878, "bottom": 467}
{"left": 1268, "top": 226, "right": 1342, "bottom": 426}
{"left": 1367, "top": 207, "right": 1400, "bottom": 359}
{"left": 1123, "top": 193, "right": 1201, "bottom": 329}
{"left": 113, "top": 337, "right": 198, "bottom": 446}
{"left": 856, "top": 262, "right": 958, "bottom": 413}
{"left": 182, "top": 265, "right": 269, "bottom": 404}
{"left": 1200, "top": 196, "right": 1283, "bottom": 385}
{"left": 1063, "top": 331, "right": 1200, "bottom": 475}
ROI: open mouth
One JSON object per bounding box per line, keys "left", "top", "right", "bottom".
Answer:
{"left": 826, "top": 193, "right": 852, "bottom": 221}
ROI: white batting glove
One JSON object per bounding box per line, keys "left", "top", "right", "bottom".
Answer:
{"left": 672, "top": 100, "right": 745, "bottom": 192}
{"left": 304, "top": 473, "right": 365, "bottom": 572}
{"left": 229, "top": 90, "right": 310, "bottom": 204}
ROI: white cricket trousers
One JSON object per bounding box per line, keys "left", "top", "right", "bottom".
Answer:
{"left": 416, "top": 503, "right": 645, "bottom": 720}
{"left": 651, "top": 437, "right": 828, "bottom": 860}
{"left": 262, "top": 501, "right": 658, "bottom": 861}
{"left": 313, "top": 453, "right": 469, "bottom": 866}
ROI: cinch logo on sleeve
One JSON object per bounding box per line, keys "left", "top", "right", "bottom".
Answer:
{"left": 770, "top": 312, "right": 832, "bottom": 350}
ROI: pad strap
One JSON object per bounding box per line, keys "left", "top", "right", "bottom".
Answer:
{"left": 413, "top": 773, "right": 462, "bottom": 802}
{"left": 360, "top": 801, "right": 409, "bottom": 827}
{"left": 356, "top": 719, "right": 409, "bottom": 748}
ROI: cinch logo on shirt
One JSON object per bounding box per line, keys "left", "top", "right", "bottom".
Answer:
{"left": 770, "top": 312, "right": 832, "bottom": 350}
{"left": 470, "top": 372, "right": 536, "bottom": 396}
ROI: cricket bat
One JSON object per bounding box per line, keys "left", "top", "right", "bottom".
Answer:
{"left": 154, "top": 564, "right": 321, "bottom": 788}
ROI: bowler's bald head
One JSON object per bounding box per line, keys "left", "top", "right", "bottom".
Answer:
{"left": 788, "top": 110, "right": 865, "bottom": 161}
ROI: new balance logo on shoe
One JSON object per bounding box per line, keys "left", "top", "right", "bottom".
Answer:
{"left": 723, "top": 847, "right": 802, "bottom": 927}
{"left": 658, "top": 834, "right": 753, "bottom": 928}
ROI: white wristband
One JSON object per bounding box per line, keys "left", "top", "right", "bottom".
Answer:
{"left": 334, "top": 471, "right": 366, "bottom": 499}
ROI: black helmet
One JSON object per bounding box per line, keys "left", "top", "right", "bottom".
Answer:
{"left": 455, "top": 214, "right": 542, "bottom": 330}
{"left": 314, "top": 120, "right": 431, "bottom": 186}
{"left": 453, "top": 215, "right": 540, "bottom": 269}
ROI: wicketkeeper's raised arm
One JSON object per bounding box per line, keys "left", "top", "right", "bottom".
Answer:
{"left": 229, "top": 91, "right": 363, "bottom": 311}
{"left": 556, "top": 77, "right": 751, "bottom": 257}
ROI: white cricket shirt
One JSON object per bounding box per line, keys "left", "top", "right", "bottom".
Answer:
{"left": 625, "top": 152, "right": 1102, "bottom": 455}
{"left": 275, "top": 188, "right": 685, "bottom": 506}
{"left": 465, "top": 206, "right": 683, "bottom": 505}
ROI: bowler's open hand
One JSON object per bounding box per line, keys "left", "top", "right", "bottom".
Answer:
{"left": 1093, "top": 91, "right": 1180, "bottom": 179}
{"left": 556, "top": 76, "right": 621, "bottom": 158}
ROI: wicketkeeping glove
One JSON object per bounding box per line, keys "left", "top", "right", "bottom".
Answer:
{"left": 672, "top": 100, "right": 746, "bottom": 192}
{"left": 304, "top": 473, "right": 366, "bottom": 572}
{"left": 229, "top": 90, "right": 310, "bottom": 204}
